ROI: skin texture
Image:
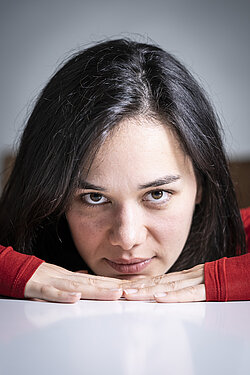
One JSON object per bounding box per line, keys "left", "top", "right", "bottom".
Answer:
{"left": 123, "top": 264, "right": 205, "bottom": 302}
{"left": 25, "top": 117, "right": 205, "bottom": 303}
{"left": 25, "top": 262, "right": 123, "bottom": 303}
{"left": 67, "top": 118, "right": 200, "bottom": 277}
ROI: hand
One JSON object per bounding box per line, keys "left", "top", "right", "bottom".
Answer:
{"left": 123, "top": 264, "right": 206, "bottom": 303}
{"left": 24, "top": 262, "right": 123, "bottom": 303}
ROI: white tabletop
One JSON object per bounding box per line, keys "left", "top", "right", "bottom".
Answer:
{"left": 0, "top": 298, "right": 249, "bottom": 375}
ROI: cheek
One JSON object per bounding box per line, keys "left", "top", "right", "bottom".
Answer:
{"left": 66, "top": 210, "right": 108, "bottom": 254}
{"left": 154, "top": 216, "right": 189, "bottom": 244}
{"left": 151, "top": 206, "right": 194, "bottom": 252}
{"left": 151, "top": 211, "right": 193, "bottom": 273}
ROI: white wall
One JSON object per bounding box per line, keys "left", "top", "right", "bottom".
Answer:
{"left": 1, "top": 0, "right": 250, "bottom": 163}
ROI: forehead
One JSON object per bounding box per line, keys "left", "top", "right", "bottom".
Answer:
{"left": 85, "top": 117, "right": 194, "bottom": 183}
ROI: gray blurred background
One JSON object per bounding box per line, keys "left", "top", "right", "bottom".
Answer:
{"left": 0, "top": 0, "right": 250, "bottom": 166}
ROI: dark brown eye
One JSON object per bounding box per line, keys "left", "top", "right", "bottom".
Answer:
{"left": 144, "top": 190, "right": 171, "bottom": 204}
{"left": 89, "top": 193, "right": 103, "bottom": 202}
{"left": 81, "top": 193, "right": 108, "bottom": 205}
{"left": 151, "top": 190, "right": 163, "bottom": 200}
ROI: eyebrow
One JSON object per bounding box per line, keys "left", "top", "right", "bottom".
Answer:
{"left": 78, "top": 175, "right": 180, "bottom": 191}
{"left": 78, "top": 181, "right": 108, "bottom": 191}
{"left": 138, "top": 175, "right": 181, "bottom": 189}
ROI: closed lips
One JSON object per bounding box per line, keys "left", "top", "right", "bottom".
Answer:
{"left": 105, "top": 258, "right": 153, "bottom": 273}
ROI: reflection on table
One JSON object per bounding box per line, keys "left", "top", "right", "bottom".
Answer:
{"left": 0, "top": 298, "right": 249, "bottom": 375}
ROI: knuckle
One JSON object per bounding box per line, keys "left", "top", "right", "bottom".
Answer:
{"left": 153, "top": 274, "right": 166, "bottom": 285}
{"left": 40, "top": 285, "right": 50, "bottom": 297}
{"left": 69, "top": 280, "right": 80, "bottom": 290}
{"left": 87, "top": 277, "right": 97, "bottom": 287}
{"left": 168, "top": 280, "right": 178, "bottom": 291}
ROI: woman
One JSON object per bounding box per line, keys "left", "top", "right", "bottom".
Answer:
{"left": 0, "top": 39, "right": 249, "bottom": 303}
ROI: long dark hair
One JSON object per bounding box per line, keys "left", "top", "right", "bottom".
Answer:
{"left": 0, "top": 38, "right": 246, "bottom": 272}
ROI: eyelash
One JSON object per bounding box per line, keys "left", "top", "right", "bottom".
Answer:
{"left": 79, "top": 189, "right": 172, "bottom": 208}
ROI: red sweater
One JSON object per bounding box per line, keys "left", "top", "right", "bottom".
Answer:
{"left": 205, "top": 207, "right": 250, "bottom": 301}
{"left": 0, "top": 207, "right": 250, "bottom": 301}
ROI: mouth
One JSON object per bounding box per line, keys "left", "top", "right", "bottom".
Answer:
{"left": 105, "top": 257, "right": 153, "bottom": 274}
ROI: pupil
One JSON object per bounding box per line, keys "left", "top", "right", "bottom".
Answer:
{"left": 90, "top": 193, "right": 102, "bottom": 202}
{"left": 152, "top": 191, "right": 163, "bottom": 199}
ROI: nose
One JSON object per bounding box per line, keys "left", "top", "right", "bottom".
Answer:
{"left": 108, "top": 203, "right": 147, "bottom": 250}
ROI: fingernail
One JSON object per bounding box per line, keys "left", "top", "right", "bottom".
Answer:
{"left": 69, "top": 292, "right": 81, "bottom": 297}
{"left": 124, "top": 289, "right": 138, "bottom": 294}
{"left": 154, "top": 292, "right": 167, "bottom": 298}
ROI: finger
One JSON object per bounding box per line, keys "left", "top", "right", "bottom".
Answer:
{"left": 125, "top": 265, "right": 204, "bottom": 289}
{"left": 154, "top": 284, "right": 206, "bottom": 303}
{"left": 48, "top": 277, "right": 123, "bottom": 300}
{"left": 123, "top": 276, "right": 203, "bottom": 301}
{"left": 44, "top": 263, "right": 120, "bottom": 285}
{"left": 26, "top": 279, "right": 123, "bottom": 302}
{"left": 81, "top": 286, "right": 123, "bottom": 300}
{"left": 25, "top": 282, "right": 81, "bottom": 303}
{"left": 124, "top": 273, "right": 185, "bottom": 289}
{"left": 72, "top": 273, "right": 124, "bottom": 288}
{"left": 123, "top": 286, "right": 160, "bottom": 301}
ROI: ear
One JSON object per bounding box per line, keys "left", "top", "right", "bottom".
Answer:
{"left": 195, "top": 183, "right": 202, "bottom": 204}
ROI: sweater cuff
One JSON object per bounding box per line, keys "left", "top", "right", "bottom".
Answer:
{"left": 205, "top": 254, "right": 250, "bottom": 301}
{"left": 204, "top": 258, "right": 228, "bottom": 301}
{"left": 223, "top": 253, "right": 250, "bottom": 300}
{"left": 0, "top": 246, "right": 44, "bottom": 299}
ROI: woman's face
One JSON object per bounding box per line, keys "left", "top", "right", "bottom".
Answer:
{"left": 66, "top": 117, "right": 201, "bottom": 279}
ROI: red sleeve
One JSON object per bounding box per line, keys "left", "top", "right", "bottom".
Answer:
{"left": 205, "top": 207, "right": 250, "bottom": 301}
{"left": 0, "top": 245, "right": 44, "bottom": 299}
